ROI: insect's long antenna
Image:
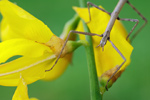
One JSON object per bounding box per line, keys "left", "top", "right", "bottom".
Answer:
{"left": 105, "top": 40, "right": 126, "bottom": 91}
{"left": 45, "top": 30, "right": 102, "bottom": 72}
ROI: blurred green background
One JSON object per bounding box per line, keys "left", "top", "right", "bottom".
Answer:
{"left": 0, "top": 0, "right": 149, "bottom": 100}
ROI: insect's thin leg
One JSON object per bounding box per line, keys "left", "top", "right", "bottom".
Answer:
{"left": 118, "top": 18, "right": 139, "bottom": 40}
{"left": 105, "top": 39, "right": 126, "bottom": 91}
{"left": 87, "top": 2, "right": 111, "bottom": 23}
{"left": 45, "top": 30, "right": 102, "bottom": 72}
{"left": 126, "top": 1, "right": 148, "bottom": 42}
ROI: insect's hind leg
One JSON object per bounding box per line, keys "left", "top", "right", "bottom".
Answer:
{"left": 105, "top": 39, "right": 126, "bottom": 91}
{"left": 87, "top": 2, "right": 111, "bottom": 23}
{"left": 118, "top": 18, "right": 139, "bottom": 40}
{"left": 126, "top": 1, "right": 148, "bottom": 42}
{"left": 45, "top": 30, "right": 102, "bottom": 72}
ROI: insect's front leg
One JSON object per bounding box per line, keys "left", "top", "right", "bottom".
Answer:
{"left": 45, "top": 30, "right": 102, "bottom": 72}
{"left": 105, "top": 39, "right": 126, "bottom": 91}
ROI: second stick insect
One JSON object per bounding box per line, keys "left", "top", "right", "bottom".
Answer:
{"left": 46, "top": 0, "right": 147, "bottom": 91}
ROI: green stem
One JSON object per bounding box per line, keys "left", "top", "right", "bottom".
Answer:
{"left": 79, "top": 0, "right": 102, "bottom": 100}
{"left": 79, "top": 0, "right": 87, "bottom": 7}
{"left": 83, "top": 21, "right": 102, "bottom": 100}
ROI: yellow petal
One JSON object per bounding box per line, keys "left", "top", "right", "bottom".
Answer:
{"left": 12, "top": 76, "right": 30, "bottom": 100}
{"left": 43, "top": 54, "right": 72, "bottom": 80}
{"left": 12, "top": 76, "right": 38, "bottom": 100}
{"left": 0, "top": 53, "right": 56, "bottom": 86}
{"left": 0, "top": 38, "right": 52, "bottom": 63}
{"left": 0, "top": 0, "right": 53, "bottom": 42}
{"left": 29, "top": 98, "right": 39, "bottom": 100}
{"left": 73, "top": 6, "right": 127, "bottom": 38}
{"left": 75, "top": 21, "right": 86, "bottom": 40}
{"left": 74, "top": 7, "right": 133, "bottom": 77}
{"left": 94, "top": 30, "right": 133, "bottom": 77}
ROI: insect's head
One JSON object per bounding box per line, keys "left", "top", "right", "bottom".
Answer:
{"left": 98, "top": 34, "right": 110, "bottom": 51}
{"left": 100, "top": 34, "right": 109, "bottom": 47}
{"left": 98, "top": 39, "right": 107, "bottom": 51}
{"left": 100, "top": 40, "right": 107, "bottom": 48}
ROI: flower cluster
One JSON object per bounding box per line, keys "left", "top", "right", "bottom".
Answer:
{"left": 0, "top": 0, "right": 77, "bottom": 99}
{"left": 0, "top": 0, "right": 133, "bottom": 99}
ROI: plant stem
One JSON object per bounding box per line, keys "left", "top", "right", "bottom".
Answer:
{"left": 79, "top": 0, "right": 102, "bottom": 100}
{"left": 79, "top": 0, "right": 86, "bottom": 7}
{"left": 83, "top": 22, "right": 102, "bottom": 100}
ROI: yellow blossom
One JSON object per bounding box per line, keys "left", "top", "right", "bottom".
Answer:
{"left": 74, "top": 6, "right": 133, "bottom": 88}
{"left": 0, "top": 0, "right": 73, "bottom": 86}
{"left": 12, "top": 76, "right": 38, "bottom": 100}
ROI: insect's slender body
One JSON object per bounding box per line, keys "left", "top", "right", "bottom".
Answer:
{"left": 100, "top": 0, "right": 127, "bottom": 47}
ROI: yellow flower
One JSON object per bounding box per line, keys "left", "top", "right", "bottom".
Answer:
{"left": 0, "top": 0, "right": 73, "bottom": 86}
{"left": 74, "top": 6, "right": 133, "bottom": 89}
{"left": 12, "top": 75, "right": 38, "bottom": 100}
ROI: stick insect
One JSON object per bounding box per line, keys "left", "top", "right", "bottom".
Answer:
{"left": 46, "top": 0, "right": 147, "bottom": 90}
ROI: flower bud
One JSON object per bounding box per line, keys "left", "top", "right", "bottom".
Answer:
{"left": 99, "top": 65, "right": 124, "bottom": 94}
